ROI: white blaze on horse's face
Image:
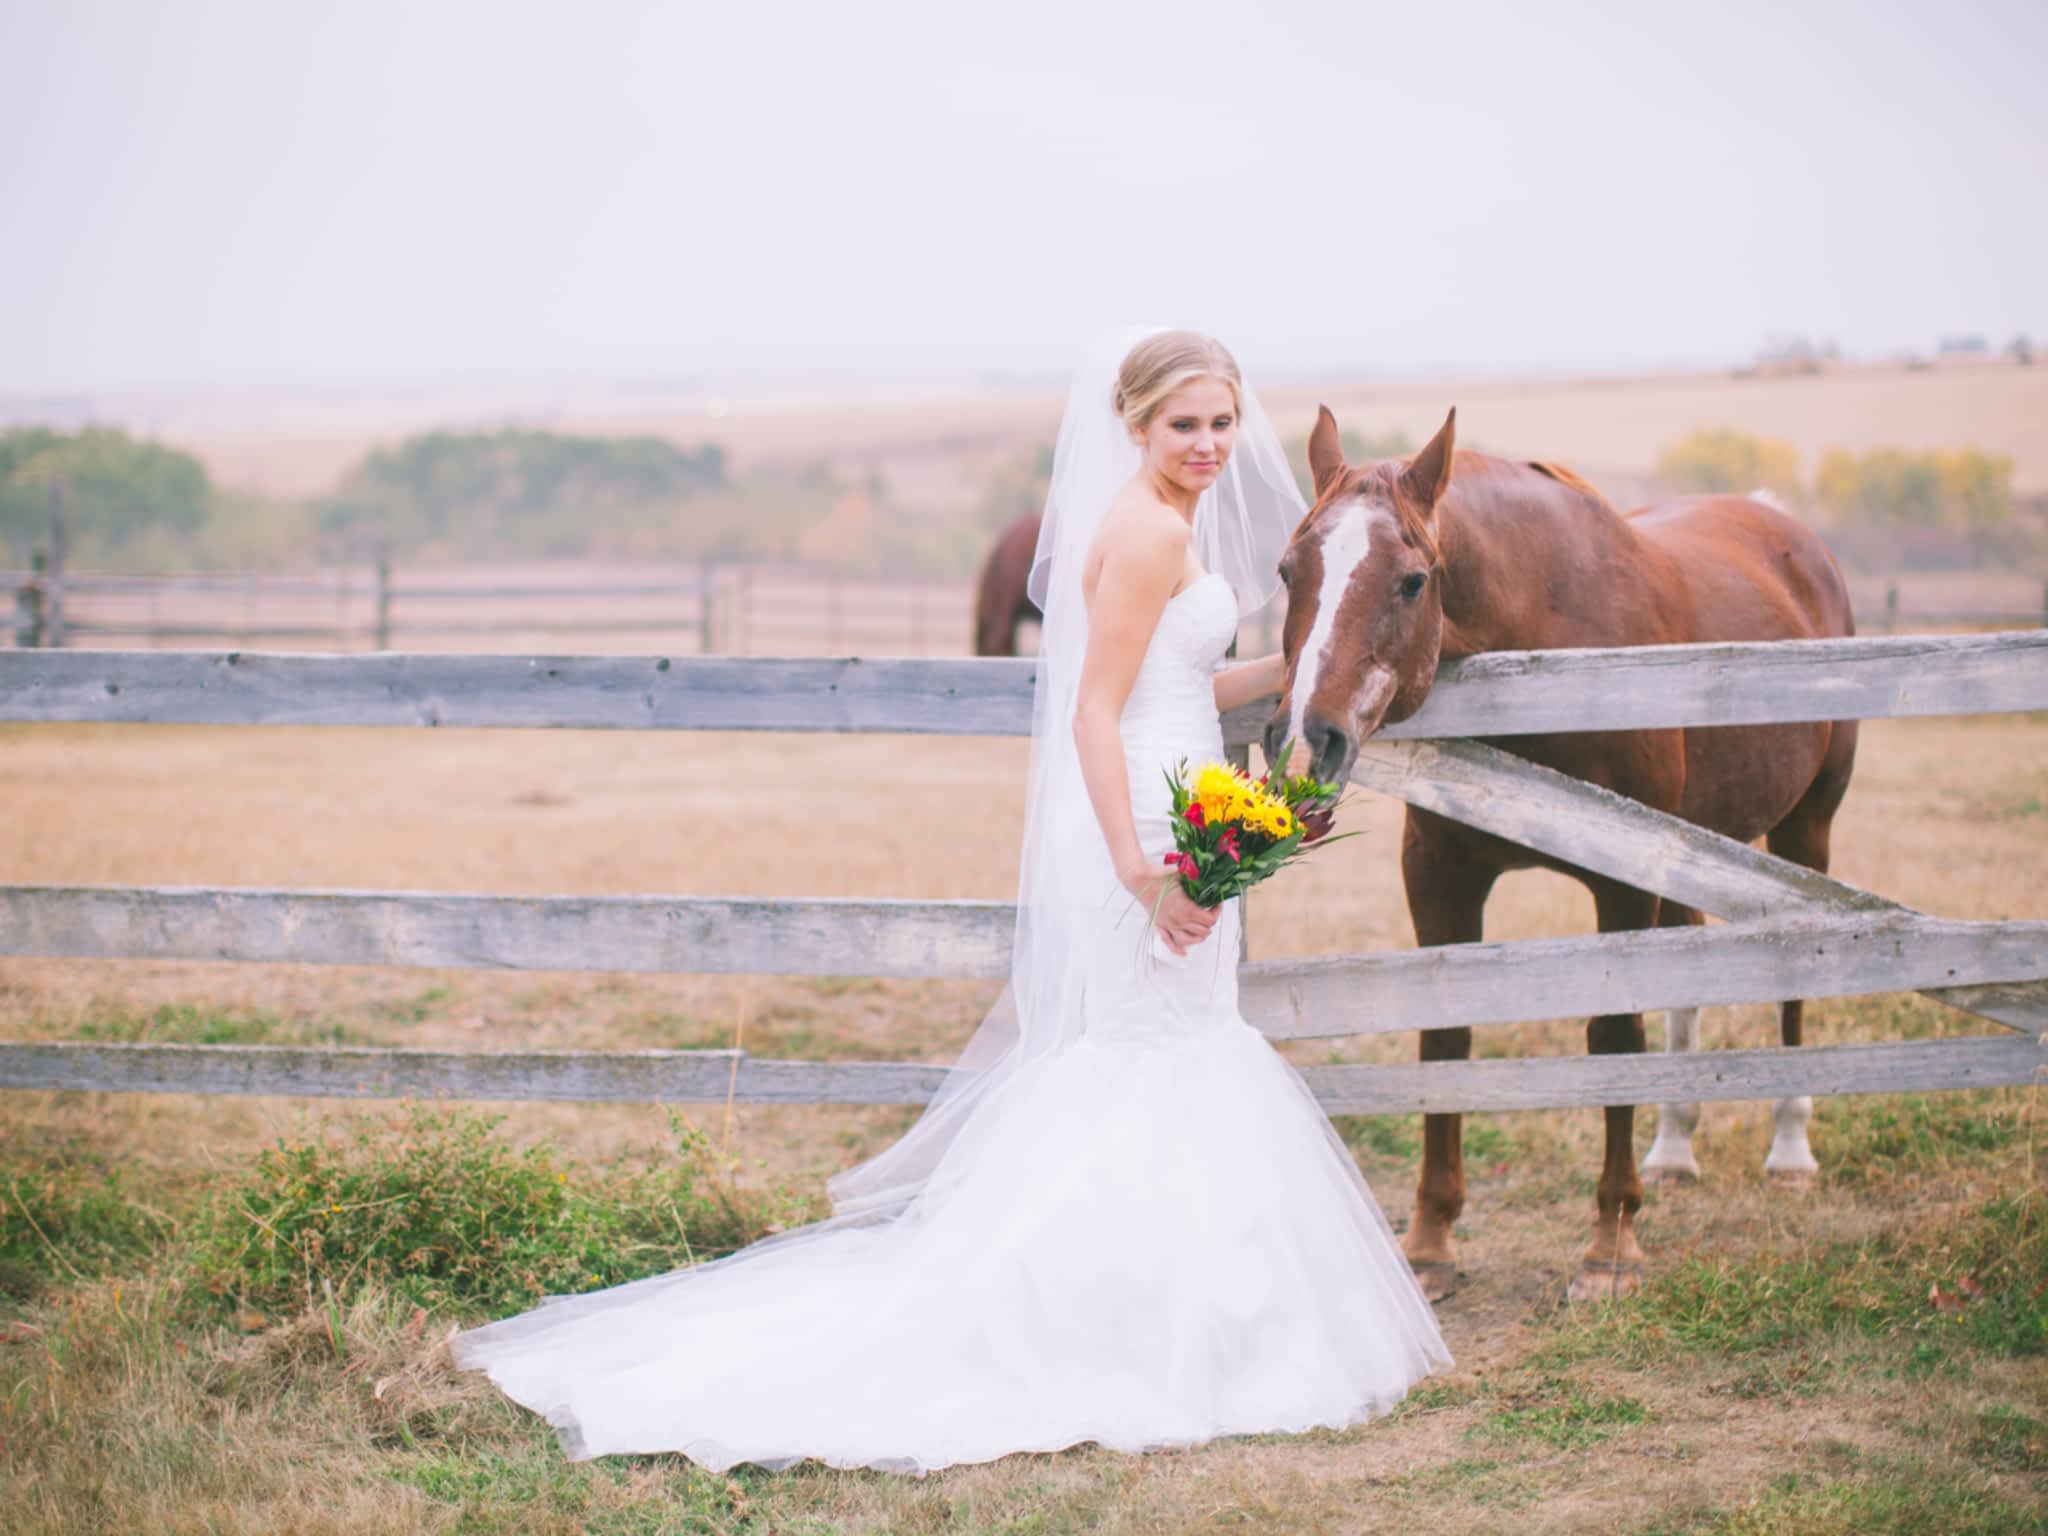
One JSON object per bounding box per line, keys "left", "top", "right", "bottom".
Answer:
{"left": 1281, "top": 496, "right": 1402, "bottom": 779}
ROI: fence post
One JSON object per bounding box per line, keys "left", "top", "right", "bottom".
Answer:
{"left": 13, "top": 555, "right": 45, "bottom": 648}
{"left": 698, "top": 559, "right": 715, "bottom": 656}
{"left": 373, "top": 544, "right": 393, "bottom": 651}
{"left": 1884, "top": 582, "right": 1899, "bottom": 634}
{"left": 2041, "top": 580, "right": 2047, "bottom": 632}
{"left": 43, "top": 476, "right": 67, "bottom": 648}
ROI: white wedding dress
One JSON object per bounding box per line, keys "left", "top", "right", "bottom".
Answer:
{"left": 449, "top": 570, "right": 1453, "bottom": 1473}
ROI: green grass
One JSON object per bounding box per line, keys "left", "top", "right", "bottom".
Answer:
{"left": 192, "top": 1103, "right": 824, "bottom": 1317}
{"left": 1968, "top": 1406, "right": 2048, "bottom": 1474}
{"left": 67, "top": 999, "right": 374, "bottom": 1046}
{"left": 1381, "top": 1454, "right": 1547, "bottom": 1512}
{"left": 1472, "top": 1375, "right": 1650, "bottom": 1450}
{"left": 389, "top": 1440, "right": 784, "bottom": 1534}
{"left": 1813, "top": 1087, "right": 2035, "bottom": 1187}
{"left": 1332, "top": 1114, "right": 1419, "bottom": 1162}
{"left": 1537, "top": 1188, "right": 2047, "bottom": 1383}
{"left": 0, "top": 1152, "right": 173, "bottom": 1303}
{"left": 1642, "top": 1453, "right": 2048, "bottom": 1534}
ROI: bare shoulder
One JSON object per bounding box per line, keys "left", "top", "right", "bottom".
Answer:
{"left": 1085, "top": 487, "right": 1189, "bottom": 601}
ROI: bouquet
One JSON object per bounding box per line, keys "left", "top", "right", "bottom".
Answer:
{"left": 1156, "top": 740, "right": 1356, "bottom": 911}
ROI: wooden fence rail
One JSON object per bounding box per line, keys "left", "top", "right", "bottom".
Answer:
{"left": 1, "top": 1036, "right": 2036, "bottom": 1116}
{"left": 3, "top": 887, "right": 2044, "bottom": 1042}
{"left": 4, "top": 631, "right": 2045, "bottom": 736}
{"left": 2, "top": 634, "right": 2044, "bottom": 1112}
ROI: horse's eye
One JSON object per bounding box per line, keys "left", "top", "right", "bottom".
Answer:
{"left": 1399, "top": 571, "right": 1427, "bottom": 600}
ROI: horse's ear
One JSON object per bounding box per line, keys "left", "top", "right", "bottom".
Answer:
{"left": 1306, "top": 404, "right": 1347, "bottom": 498}
{"left": 1401, "top": 407, "right": 1457, "bottom": 515}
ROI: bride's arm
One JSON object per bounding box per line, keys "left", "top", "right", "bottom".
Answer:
{"left": 1072, "top": 523, "right": 1225, "bottom": 954}
{"left": 1071, "top": 521, "right": 1183, "bottom": 896}
{"left": 1212, "top": 652, "right": 1285, "bottom": 716}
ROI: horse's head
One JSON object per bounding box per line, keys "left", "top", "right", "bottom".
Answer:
{"left": 1263, "top": 405, "right": 1455, "bottom": 786}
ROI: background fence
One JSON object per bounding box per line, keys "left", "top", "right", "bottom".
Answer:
{"left": 10, "top": 558, "right": 2044, "bottom": 660}
{"left": 2, "top": 629, "right": 2044, "bottom": 1116}
{"left": 6, "top": 559, "right": 987, "bottom": 658}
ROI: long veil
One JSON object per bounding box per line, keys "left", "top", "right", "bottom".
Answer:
{"left": 450, "top": 327, "right": 1304, "bottom": 1345}
{"left": 825, "top": 321, "right": 1302, "bottom": 1222}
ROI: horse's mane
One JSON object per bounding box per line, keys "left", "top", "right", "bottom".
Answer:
{"left": 1525, "top": 459, "right": 1618, "bottom": 514}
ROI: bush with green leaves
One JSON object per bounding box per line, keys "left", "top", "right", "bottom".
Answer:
{"left": 0, "top": 1157, "right": 171, "bottom": 1302}
{"left": 195, "top": 1103, "right": 821, "bottom": 1317}
{"left": 0, "top": 426, "right": 212, "bottom": 565}
{"left": 1656, "top": 427, "right": 1806, "bottom": 506}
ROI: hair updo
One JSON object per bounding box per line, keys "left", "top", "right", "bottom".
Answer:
{"left": 1112, "top": 330, "right": 1243, "bottom": 432}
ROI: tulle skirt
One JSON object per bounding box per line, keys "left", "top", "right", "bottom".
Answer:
{"left": 448, "top": 988, "right": 1454, "bottom": 1475}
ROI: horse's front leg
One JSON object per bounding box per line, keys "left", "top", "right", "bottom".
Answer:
{"left": 1400, "top": 813, "right": 1496, "bottom": 1302}
{"left": 1569, "top": 878, "right": 1660, "bottom": 1302}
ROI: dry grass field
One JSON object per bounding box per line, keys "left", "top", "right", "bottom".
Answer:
{"left": 1, "top": 705, "right": 2044, "bottom": 1533}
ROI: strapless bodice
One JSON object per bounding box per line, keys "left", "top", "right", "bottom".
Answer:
{"left": 1117, "top": 570, "right": 1238, "bottom": 770}
{"left": 1084, "top": 569, "right": 1246, "bottom": 1045}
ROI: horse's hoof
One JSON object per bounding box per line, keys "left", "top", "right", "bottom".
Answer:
{"left": 1567, "top": 1259, "right": 1643, "bottom": 1303}
{"left": 1641, "top": 1161, "right": 1700, "bottom": 1186}
{"left": 1408, "top": 1259, "right": 1459, "bottom": 1302}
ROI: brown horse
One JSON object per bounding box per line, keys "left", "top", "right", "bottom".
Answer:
{"left": 973, "top": 513, "right": 1043, "bottom": 656}
{"left": 1264, "top": 406, "right": 1857, "bottom": 1302}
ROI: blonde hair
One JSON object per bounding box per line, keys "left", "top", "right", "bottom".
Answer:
{"left": 1112, "top": 330, "right": 1243, "bottom": 432}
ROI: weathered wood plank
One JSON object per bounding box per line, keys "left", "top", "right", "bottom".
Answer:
{"left": 1345, "top": 738, "right": 1884, "bottom": 922}
{"left": 8, "top": 885, "right": 2044, "bottom": 1038}
{"left": 0, "top": 652, "right": 1041, "bottom": 733}
{"left": 0, "top": 1041, "right": 949, "bottom": 1104}
{"left": 6, "top": 631, "right": 2043, "bottom": 734}
{"left": 1, "top": 1035, "right": 2036, "bottom": 1111}
{"left": 1352, "top": 629, "right": 2048, "bottom": 739}
{"left": 1345, "top": 737, "right": 2048, "bottom": 1035}
{"left": 1302, "top": 1035, "right": 2046, "bottom": 1114}
{"left": 1250, "top": 911, "right": 2048, "bottom": 1039}
{"left": 0, "top": 886, "right": 1015, "bottom": 980}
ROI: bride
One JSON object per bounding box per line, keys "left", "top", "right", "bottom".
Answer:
{"left": 448, "top": 325, "right": 1454, "bottom": 1474}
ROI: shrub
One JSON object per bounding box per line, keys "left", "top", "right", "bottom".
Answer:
{"left": 0, "top": 1160, "right": 171, "bottom": 1301}
{"left": 1655, "top": 428, "right": 1804, "bottom": 506}
{"left": 193, "top": 1103, "right": 820, "bottom": 1317}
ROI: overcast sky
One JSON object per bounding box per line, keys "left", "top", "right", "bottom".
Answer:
{"left": 1, "top": 0, "right": 2042, "bottom": 393}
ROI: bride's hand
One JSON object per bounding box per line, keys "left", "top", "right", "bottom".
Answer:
{"left": 1120, "top": 863, "right": 1220, "bottom": 956}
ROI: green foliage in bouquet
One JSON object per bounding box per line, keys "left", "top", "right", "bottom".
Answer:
{"left": 1158, "top": 739, "right": 1358, "bottom": 909}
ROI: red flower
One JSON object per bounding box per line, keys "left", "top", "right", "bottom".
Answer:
{"left": 1219, "top": 827, "right": 1242, "bottom": 862}
{"left": 1184, "top": 801, "right": 1205, "bottom": 828}
{"left": 1176, "top": 853, "right": 1199, "bottom": 880}
{"left": 1162, "top": 851, "right": 1179, "bottom": 865}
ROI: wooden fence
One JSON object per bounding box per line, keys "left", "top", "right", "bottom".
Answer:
{"left": 16, "top": 562, "right": 2041, "bottom": 661}
{"left": 7, "top": 561, "right": 980, "bottom": 659}
{"left": 1, "top": 631, "right": 2044, "bottom": 1116}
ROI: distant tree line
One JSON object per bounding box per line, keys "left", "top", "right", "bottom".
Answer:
{"left": 319, "top": 429, "right": 729, "bottom": 559}
{"left": 1654, "top": 428, "right": 2032, "bottom": 569}
{"left": 0, "top": 425, "right": 875, "bottom": 572}
{"left": 8, "top": 419, "right": 2031, "bottom": 579}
